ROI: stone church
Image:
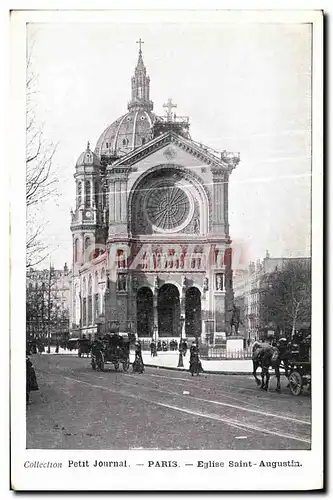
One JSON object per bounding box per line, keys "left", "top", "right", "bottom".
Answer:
{"left": 70, "top": 42, "right": 240, "bottom": 344}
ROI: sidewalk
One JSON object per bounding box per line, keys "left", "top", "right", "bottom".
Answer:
{"left": 42, "top": 347, "right": 253, "bottom": 374}
{"left": 140, "top": 352, "right": 253, "bottom": 375}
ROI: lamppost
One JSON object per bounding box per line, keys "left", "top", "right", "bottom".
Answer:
{"left": 178, "top": 314, "right": 185, "bottom": 368}
{"left": 153, "top": 324, "right": 158, "bottom": 356}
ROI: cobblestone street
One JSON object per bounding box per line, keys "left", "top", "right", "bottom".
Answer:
{"left": 27, "top": 354, "right": 311, "bottom": 450}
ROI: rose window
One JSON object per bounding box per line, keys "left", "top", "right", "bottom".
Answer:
{"left": 146, "top": 185, "right": 190, "bottom": 231}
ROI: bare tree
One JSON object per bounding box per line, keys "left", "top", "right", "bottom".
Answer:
{"left": 259, "top": 260, "right": 311, "bottom": 336}
{"left": 26, "top": 266, "right": 70, "bottom": 352}
{"left": 26, "top": 46, "right": 58, "bottom": 268}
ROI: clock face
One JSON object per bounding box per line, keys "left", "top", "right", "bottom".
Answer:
{"left": 85, "top": 211, "right": 92, "bottom": 219}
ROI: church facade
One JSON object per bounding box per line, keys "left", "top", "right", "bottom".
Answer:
{"left": 70, "top": 43, "right": 240, "bottom": 344}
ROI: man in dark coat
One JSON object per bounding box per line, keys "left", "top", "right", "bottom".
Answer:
{"left": 133, "top": 342, "right": 144, "bottom": 373}
{"left": 26, "top": 357, "right": 39, "bottom": 404}
{"left": 150, "top": 340, "right": 156, "bottom": 357}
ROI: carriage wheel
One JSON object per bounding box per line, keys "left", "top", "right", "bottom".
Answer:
{"left": 122, "top": 359, "right": 130, "bottom": 372}
{"left": 114, "top": 362, "right": 120, "bottom": 371}
{"left": 289, "top": 371, "right": 303, "bottom": 396}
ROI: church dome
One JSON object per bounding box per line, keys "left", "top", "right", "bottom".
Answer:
{"left": 94, "top": 109, "right": 156, "bottom": 158}
{"left": 76, "top": 142, "right": 100, "bottom": 167}
{"left": 94, "top": 41, "right": 157, "bottom": 159}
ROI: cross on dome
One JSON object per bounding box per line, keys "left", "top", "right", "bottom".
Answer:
{"left": 136, "top": 38, "right": 144, "bottom": 54}
{"left": 163, "top": 98, "right": 177, "bottom": 121}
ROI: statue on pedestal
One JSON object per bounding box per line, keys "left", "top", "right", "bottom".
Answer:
{"left": 203, "top": 276, "right": 209, "bottom": 292}
{"left": 229, "top": 303, "right": 241, "bottom": 336}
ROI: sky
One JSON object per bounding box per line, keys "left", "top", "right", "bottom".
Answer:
{"left": 27, "top": 20, "right": 312, "bottom": 269}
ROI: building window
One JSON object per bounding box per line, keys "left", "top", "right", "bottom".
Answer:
{"left": 117, "top": 273, "right": 127, "bottom": 292}
{"left": 94, "top": 182, "right": 99, "bottom": 207}
{"left": 74, "top": 239, "right": 79, "bottom": 263}
{"left": 88, "top": 277, "right": 92, "bottom": 325}
{"left": 117, "top": 249, "right": 126, "bottom": 269}
{"left": 85, "top": 181, "right": 91, "bottom": 206}
{"left": 94, "top": 293, "right": 99, "bottom": 319}
{"left": 82, "top": 298, "right": 87, "bottom": 326}
{"left": 88, "top": 295, "right": 92, "bottom": 325}
{"left": 84, "top": 237, "right": 92, "bottom": 262}
{"left": 77, "top": 182, "right": 82, "bottom": 206}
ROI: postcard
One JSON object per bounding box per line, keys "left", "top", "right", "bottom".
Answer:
{"left": 10, "top": 6, "right": 323, "bottom": 492}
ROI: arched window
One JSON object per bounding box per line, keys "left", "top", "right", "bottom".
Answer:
{"left": 94, "top": 271, "right": 99, "bottom": 319}
{"left": 85, "top": 181, "right": 91, "bottom": 206}
{"left": 74, "top": 239, "right": 79, "bottom": 263}
{"left": 77, "top": 182, "right": 82, "bottom": 206}
{"left": 84, "top": 237, "right": 92, "bottom": 262}
{"left": 94, "top": 181, "right": 99, "bottom": 208}
{"left": 88, "top": 276, "right": 92, "bottom": 325}
{"left": 81, "top": 278, "right": 87, "bottom": 326}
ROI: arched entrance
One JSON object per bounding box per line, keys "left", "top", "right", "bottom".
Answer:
{"left": 185, "top": 287, "right": 202, "bottom": 339}
{"left": 136, "top": 287, "right": 153, "bottom": 338}
{"left": 158, "top": 284, "right": 180, "bottom": 337}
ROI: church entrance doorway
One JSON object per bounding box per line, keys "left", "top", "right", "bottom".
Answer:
{"left": 185, "top": 287, "right": 202, "bottom": 340}
{"left": 136, "top": 287, "right": 153, "bottom": 338}
{"left": 158, "top": 284, "right": 180, "bottom": 337}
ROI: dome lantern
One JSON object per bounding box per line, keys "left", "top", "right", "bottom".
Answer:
{"left": 128, "top": 38, "right": 154, "bottom": 113}
{"left": 76, "top": 141, "right": 101, "bottom": 168}
{"left": 95, "top": 40, "right": 156, "bottom": 159}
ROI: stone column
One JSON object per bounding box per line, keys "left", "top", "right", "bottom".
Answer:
{"left": 90, "top": 178, "right": 93, "bottom": 208}
{"left": 153, "top": 295, "right": 159, "bottom": 341}
{"left": 81, "top": 180, "right": 85, "bottom": 208}
{"left": 121, "top": 180, "right": 127, "bottom": 222}
{"left": 153, "top": 277, "right": 159, "bottom": 340}
{"left": 109, "top": 181, "right": 115, "bottom": 222}
{"left": 115, "top": 180, "right": 121, "bottom": 222}
{"left": 211, "top": 168, "right": 225, "bottom": 236}
{"left": 107, "top": 168, "right": 130, "bottom": 236}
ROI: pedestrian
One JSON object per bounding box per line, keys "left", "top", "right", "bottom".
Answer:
{"left": 189, "top": 342, "right": 203, "bottom": 376}
{"left": 26, "top": 356, "right": 39, "bottom": 405}
{"left": 133, "top": 341, "right": 144, "bottom": 373}
{"left": 150, "top": 339, "right": 156, "bottom": 357}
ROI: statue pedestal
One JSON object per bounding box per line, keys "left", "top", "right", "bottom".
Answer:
{"left": 226, "top": 337, "right": 243, "bottom": 352}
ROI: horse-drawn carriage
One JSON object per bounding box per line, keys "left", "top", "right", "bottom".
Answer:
{"left": 91, "top": 334, "right": 130, "bottom": 372}
{"left": 252, "top": 330, "right": 311, "bottom": 395}
{"left": 286, "top": 333, "right": 311, "bottom": 396}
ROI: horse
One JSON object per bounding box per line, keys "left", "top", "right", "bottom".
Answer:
{"left": 252, "top": 341, "right": 281, "bottom": 392}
